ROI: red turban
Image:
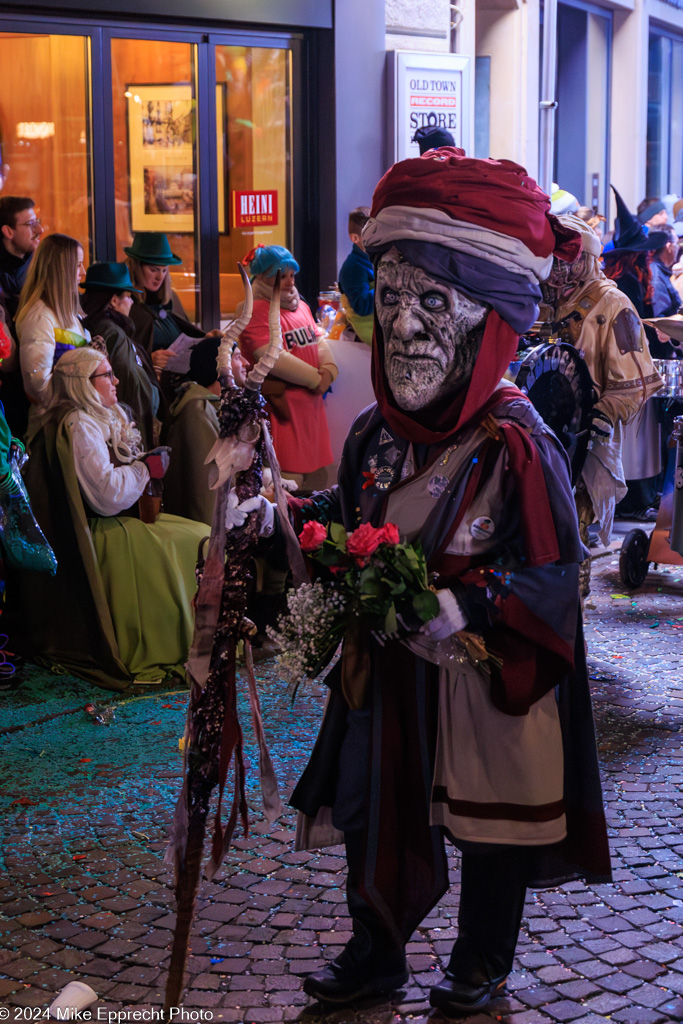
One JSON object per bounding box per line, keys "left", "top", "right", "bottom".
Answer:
{"left": 369, "top": 148, "right": 581, "bottom": 264}
{"left": 365, "top": 148, "right": 581, "bottom": 444}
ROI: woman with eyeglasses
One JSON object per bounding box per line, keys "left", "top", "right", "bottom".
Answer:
{"left": 13, "top": 345, "right": 208, "bottom": 690}
{"left": 80, "top": 261, "right": 161, "bottom": 450}
{"left": 15, "top": 233, "right": 89, "bottom": 436}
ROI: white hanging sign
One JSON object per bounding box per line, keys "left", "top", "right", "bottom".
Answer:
{"left": 388, "top": 51, "right": 472, "bottom": 163}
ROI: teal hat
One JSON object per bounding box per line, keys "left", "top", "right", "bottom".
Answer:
{"left": 81, "top": 261, "right": 142, "bottom": 293}
{"left": 123, "top": 232, "right": 182, "bottom": 266}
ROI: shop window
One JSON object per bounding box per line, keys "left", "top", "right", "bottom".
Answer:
{"left": 554, "top": 2, "right": 611, "bottom": 216}
{"left": 111, "top": 37, "right": 199, "bottom": 321}
{"left": 0, "top": 32, "right": 91, "bottom": 261}
{"left": 215, "top": 45, "right": 292, "bottom": 318}
{"left": 647, "top": 32, "right": 683, "bottom": 199}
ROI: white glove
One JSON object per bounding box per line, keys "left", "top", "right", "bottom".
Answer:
{"left": 260, "top": 468, "right": 298, "bottom": 495}
{"left": 420, "top": 589, "right": 468, "bottom": 641}
{"left": 225, "top": 491, "right": 276, "bottom": 536}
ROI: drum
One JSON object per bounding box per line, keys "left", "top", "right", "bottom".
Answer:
{"left": 653, "top": 359, "right": 683, "bottom": 399}
{"left": 515, "top": 342, "right": 595, "bottom": 485}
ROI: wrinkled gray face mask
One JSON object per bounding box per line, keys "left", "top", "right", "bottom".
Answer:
{"left": 376, "top": 249, "right": 488, "bottom": 411}
{"left": 544, "top": 253, "right": 591, "bottom": 306}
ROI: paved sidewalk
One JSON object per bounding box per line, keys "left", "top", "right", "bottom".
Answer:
{"left": 2, "top": 550, "right": 683, "bottom": 1023}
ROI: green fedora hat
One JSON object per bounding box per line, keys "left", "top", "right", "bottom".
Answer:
{"left": 81, "top": 261, "right": 142, "bottom": 293}
{"left": 123, "top": 232, "right": 183, "bottom": 266}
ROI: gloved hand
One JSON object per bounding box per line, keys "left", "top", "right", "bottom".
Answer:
{"left": 589, "top": 408, "right": 613, "bottom": 445}
{"left": 420, "top": 588, "right": 468, "bottom": 641}
{"left": 139, "top": 446, "right": 171, "bottom": 479}
{"left": 225, "top": 491, "right": 275, "bottom": 536}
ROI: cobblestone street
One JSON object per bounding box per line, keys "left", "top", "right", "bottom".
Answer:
{"left": 2, "top": 547, "right": 683, "bottom": 1023}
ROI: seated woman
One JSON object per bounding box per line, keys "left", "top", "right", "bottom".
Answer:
{"left": 80, "top": 261, "right": 161, "bottom": 450}
{"left": 238, "top": 245, "right": 338, "bottom": 491}
{"left": 161, "top": 337, "right": 248, "bottom": 525}
{"left": 125, "top": 232, "right": 219, "bottom": 376}
{"left": 15, "top": 233, "right": 89, "bottom": 435}
{"left": 14, "top": 346, "right": 208, "bottom": 690}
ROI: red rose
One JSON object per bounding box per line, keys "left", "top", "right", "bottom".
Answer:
{"left": 346, "top": 523, "right": 385, "bottom": 562}
{"left": 379, "top": 522, "right": 400, "bottom": 546}
{"left": 298, "top": 521, "right": 327, "bottom": 553}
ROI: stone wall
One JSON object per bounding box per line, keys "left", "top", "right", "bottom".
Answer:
{"left": 385, "top": 0, "right": 452, "bottom": 52}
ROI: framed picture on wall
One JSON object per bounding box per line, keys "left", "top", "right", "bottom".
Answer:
{"left": 127, "top": 83, "right": 196, "bottom": 233}
{"left": 127, "top": 82, "right": 228, "bottom": 233}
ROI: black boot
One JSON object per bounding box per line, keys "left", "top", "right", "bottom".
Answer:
{"left": 304, "top": 832, "right": 409, "bottom": 1005}
{"left": 430, "top": 848, "right": 528, "bottom": 1015}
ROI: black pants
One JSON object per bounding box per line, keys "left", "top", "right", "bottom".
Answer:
{"left": 342, "top": 827, "right": 527, "bottom": 981}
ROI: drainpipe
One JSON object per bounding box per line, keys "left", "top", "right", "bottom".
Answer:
{"left": 539, "top": 0, "right": 558, "bottom": 194}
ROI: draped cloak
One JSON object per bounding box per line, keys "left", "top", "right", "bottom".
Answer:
{"left": 288, "top": 151, "right": 609, "bottom": 946}
{"left": 289, "top": 387, "right": 612, "bottom": 947}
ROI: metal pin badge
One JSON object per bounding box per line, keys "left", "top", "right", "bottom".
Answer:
{"left": 470, "top": 516, "right": 495, "bottom": 541}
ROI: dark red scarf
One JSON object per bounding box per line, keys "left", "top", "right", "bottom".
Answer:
{"left": 371, "top": 309, "right": 561, "bottom": 566}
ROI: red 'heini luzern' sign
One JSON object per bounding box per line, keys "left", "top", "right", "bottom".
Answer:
{"left": 232, "top": 190, "right": 279, "bottom": 227}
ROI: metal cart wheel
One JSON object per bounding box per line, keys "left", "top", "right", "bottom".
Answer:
{"left": 619, "top": 528, "right": 651, "bottom": 589}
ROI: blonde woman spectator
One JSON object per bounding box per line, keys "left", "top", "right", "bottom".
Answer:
{"left": 15, "top": 346, "right": 207, "bottom": 690}
{"left": 15, "top": 233, "right": 89, "bottom": 432}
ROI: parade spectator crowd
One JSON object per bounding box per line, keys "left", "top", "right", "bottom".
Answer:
{"left": 0, "top": 167, "right": 681, "bottom": 692}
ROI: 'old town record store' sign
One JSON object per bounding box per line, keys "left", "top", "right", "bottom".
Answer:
{"left": 387, "top": 51, "right": 472, "bottom": 162}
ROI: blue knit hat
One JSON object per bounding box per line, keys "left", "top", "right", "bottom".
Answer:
{"left": 242, "top": 244, "right": 300, "bottom": 280}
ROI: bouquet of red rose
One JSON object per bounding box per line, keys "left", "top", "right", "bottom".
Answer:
{"left": 268, "top": 520, "right": 439, "bottom": 695}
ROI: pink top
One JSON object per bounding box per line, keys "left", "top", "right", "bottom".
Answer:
{"left": 239, "top": 300, "right": 333, "bottom": 474}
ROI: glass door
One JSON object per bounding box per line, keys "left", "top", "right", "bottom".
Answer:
{"left": 0, "top": 30, "right": 92, "bottom": 261}
{"left": 110, "top": 36, "right": 200, "bottom": 321}
{"left": 554, "top": 0, "right": 611, "bottom": 216}
{"left": 214, "top": 43, "right": 293, "bottom": 320}
{"left": 0, "top": 20, "right": 301, "bottom": 330}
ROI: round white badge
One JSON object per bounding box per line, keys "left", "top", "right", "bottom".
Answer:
{"left": 470, "top": 516, "right": 495, "bottom": 541}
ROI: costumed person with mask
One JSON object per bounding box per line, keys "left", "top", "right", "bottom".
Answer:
{"left": 247, "top": 150, "right": 611, "bottom": 1015}
{"left": 604, "top": 188, "right": 671, "bottom": 521}
{"left": 161, "top": 338, "right": 248, "bottom": 526}
{"left": 237, "top": 244, "right": 338, "bottom": 491}
{"left": 542, "top": 213, "right": 663, "bottom": 592}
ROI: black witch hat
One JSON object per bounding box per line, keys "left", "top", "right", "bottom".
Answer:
{"left": 610, "top": 185, "right": 669, "bottom": 252}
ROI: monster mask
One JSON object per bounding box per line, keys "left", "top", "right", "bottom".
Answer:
{"left": 376, "top": 247, "right": 488, "bottom": 411}
{"left": 544, "top": 253, "right": 591, "bottom": 306}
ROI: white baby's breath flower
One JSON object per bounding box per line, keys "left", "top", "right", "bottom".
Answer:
{"left": 267, "top": 581, "right": 349, "bottom": 695}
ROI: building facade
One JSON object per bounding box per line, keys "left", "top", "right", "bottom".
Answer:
{"left": 386, "top": 0, "right": 683, "bottom": 228}
{"left": 0, "top": 0, "right": 386, "bottom": 325}
{"left": 1, "top": 0, "right": 682, "bottom": 326}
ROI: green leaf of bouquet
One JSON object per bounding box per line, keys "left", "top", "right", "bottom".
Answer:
{"left": 361, "top": 580, "right": 385, "bottom": 597}
{"left": 360, "top": 565, "right": 380, "bottom": 585}
{"left": 329, "top": 522, "right": 348, "bottom": 547}
{"left": 316, "top": 545, "right": 342, "bottom": 567}
{"left": 412, "top": 590, "right": 440, "bottom": 622}
{"left": 384, "top": 604, "right": 398, "bottom": 634}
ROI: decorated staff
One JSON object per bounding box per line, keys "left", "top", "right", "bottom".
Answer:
{"left": 163, "top": 268, "right": 304, "bottom": 1011}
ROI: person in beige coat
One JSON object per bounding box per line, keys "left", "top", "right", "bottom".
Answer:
{"left": 544, "top": 213, "right": 663, "bottom": 590}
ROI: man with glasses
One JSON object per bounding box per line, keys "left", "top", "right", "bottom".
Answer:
{"left": 0, "top": 196, "right": 43, "bottom": 320}
{"left": 0, "top": 197, "right": 43, "bottom": 436}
